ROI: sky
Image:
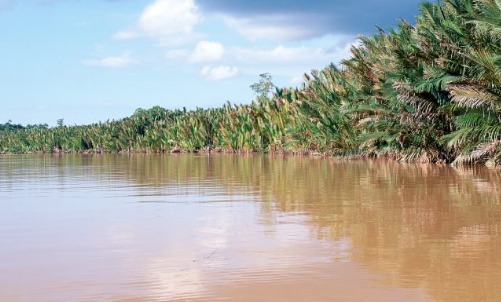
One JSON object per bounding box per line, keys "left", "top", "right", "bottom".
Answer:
{"left": 0, "top": 0, "right": 422, "bottom": 126}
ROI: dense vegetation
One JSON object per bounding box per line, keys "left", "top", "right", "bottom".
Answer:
{"left": 0, "top": 122, "right": 24, "bottom": 132}
{"left": 1, "top": 0, "right": 501, "bottom": 165}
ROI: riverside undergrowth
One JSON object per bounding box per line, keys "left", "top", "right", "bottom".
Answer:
{"left": 2, "top": 0, "right": 501, "bottom": 165}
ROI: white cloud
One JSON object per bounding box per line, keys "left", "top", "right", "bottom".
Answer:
{"left": 83, "top": 54, "right": 134, "bottom": 68}
{"left": 223, "top": 15, "right": 315, "bottom": 42}
{"left": 113, "top": 31, "right": 138, "bottom": 40}
{"left": 200, "top": 65, "right": 238, "bottom": 81}
{"left": 167, "top": 42, "right": 353, "bottom": 66}
{"left": 163, "top": 40, "right": 354, "bottom": 79}
{"left": 165, "top": 49, "right": 190, "bottom": 59}
{"left": 114, "top": 0, "right": 201, "bottom": 45}
{"left": 225, "top": 42, "right": 354, "bottom": 76}
{"left": 189, "top": 41, "right": 224, "bottom": 63}
{"left": 230, "top": 45, "right": 342, "bottom": 63}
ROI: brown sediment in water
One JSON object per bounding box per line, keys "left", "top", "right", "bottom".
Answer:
{"left": 1, "top": 149, "right": 493, "bottom": 168}
{"left": 1, "top": 154, "right": 500, "bottom": 302}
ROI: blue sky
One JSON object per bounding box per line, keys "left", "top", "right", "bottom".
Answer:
{"left": 0, "top": 0, "right": 422, "bottom": 126}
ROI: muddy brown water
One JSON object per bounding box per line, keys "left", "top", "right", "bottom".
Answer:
{"left": 0, "top": 154, "right": 500, "bottom": 302}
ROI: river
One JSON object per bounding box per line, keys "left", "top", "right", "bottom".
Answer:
{"left": 1, "top": 154, "right": 500, "bottom": 302}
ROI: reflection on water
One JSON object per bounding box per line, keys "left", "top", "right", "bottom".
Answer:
{"left": 0, "top": 154, "right": 501, "bottom": 302}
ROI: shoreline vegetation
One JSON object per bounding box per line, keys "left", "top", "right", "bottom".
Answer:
{"left": 2, "top": 0, "right": 501, "bottom": 166}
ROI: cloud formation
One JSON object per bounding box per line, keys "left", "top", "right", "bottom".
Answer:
{"left": 166, "top": 39, "right": 354, "bottom": 82}
{"left": 167, "top": 42, "right": 353, "bottom": 66}
{"left": 200, "top": 65, "right": 238, "bottom": 81}
{"left": 190, "top": 41, "right": 225, "bottom": 62}
{"left": 114, "top": 0, "right": 201, "bottom": 45}
{"left": 223, "top": 15, "right": 317, "bottom": 41}
{"left": 83, "top": 54, "right": 134, "bottom": 68}
{"left": 199, "top": 0, "right": 422, "bottom": 40}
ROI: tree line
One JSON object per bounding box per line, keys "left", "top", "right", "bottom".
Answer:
{"left": 1, "top": 0, "right": 501, "bottom": 165}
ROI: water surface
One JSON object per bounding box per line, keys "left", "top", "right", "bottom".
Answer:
{"left": 1, "top": 154, "right": 500, "bottom": 302}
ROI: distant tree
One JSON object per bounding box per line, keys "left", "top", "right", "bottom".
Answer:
{"left": 26, "top": 124, "right": 48, "bottom": 130}
{"left": 250, "top": 73, "right": 275, "bottom": 99}
{"left": 57, "top": 119, "right": 64, "bottom": 128}
{"left": 133, "top": 108, "right": 146, "bottom": 117}
{"left": 0, "top": 120, "right": 24, "bottom": 132}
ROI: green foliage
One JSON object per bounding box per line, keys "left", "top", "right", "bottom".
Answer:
{"left": 0, "top": 120, "right": 24, "bottom": 132}
{"left": 250, "top": 73, "right": 275, "bottom": 99}
{"left": 2, "top": 0, "right": 501, "bottom": 165}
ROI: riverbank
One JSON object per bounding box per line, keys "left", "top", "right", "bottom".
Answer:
{"left": 1, "top": 0, "right": 501, "bottom": 166}
{"left": 2, "top": 148, "right": 489, "bottom": 168}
